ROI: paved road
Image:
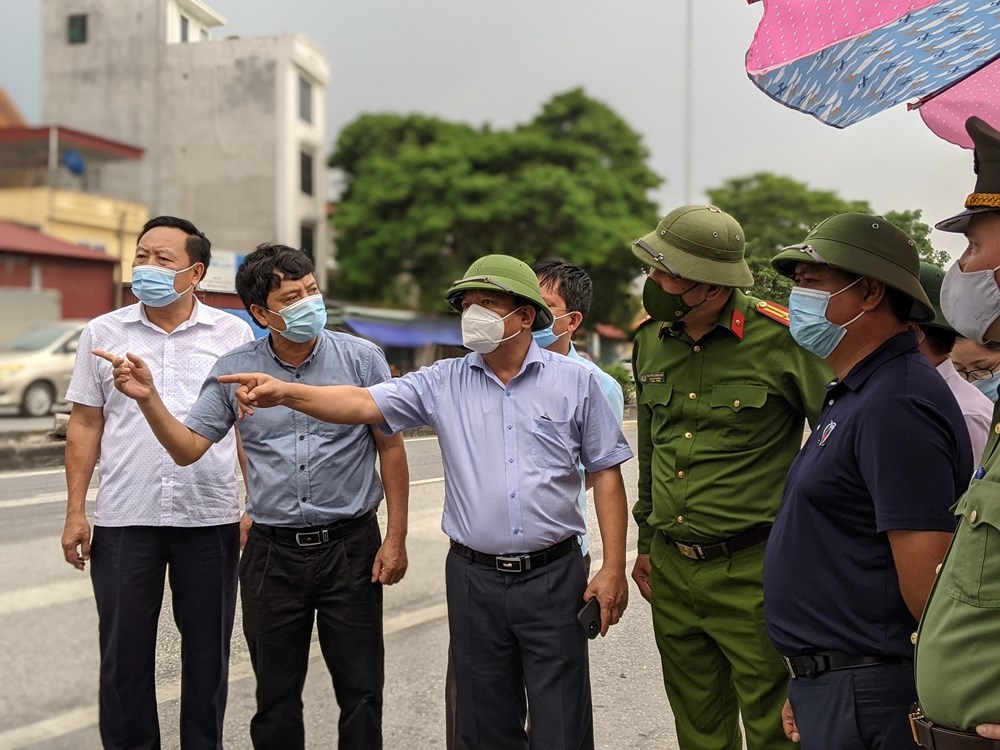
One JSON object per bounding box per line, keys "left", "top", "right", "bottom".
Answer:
{"left": 0, "top": 424, "right": 686, "bottom": 749}
{"left": 0, "top": 409, "right": 64, "bottom": 435}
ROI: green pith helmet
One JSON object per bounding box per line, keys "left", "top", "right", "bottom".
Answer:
{"left": 771, "top": 213, "right": 934, "bottom": 323}
{"left": 631, "top": 205, "right": 754, "bottom": 288}
{"left": 446, "top": 254, "right": 553, "bottom": 330}
{"left": 917, "top": 261, "right": 953, "bottom": 332}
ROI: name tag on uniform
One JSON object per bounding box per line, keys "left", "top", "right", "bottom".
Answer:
{"left": 639, "top": 373, "right": 666, "bottom": 384}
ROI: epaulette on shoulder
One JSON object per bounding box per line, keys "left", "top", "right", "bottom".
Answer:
{"left": 634, "top": 313, "right": 659, "bottom": 331}
{"left": 753, "top": 300, "right": 790, "bottom": 327}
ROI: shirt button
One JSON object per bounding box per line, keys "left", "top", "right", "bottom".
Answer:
{"left": 684, "top": 432, "right": 693, "bottom": 439}
{"left": 508, "top": 458, "right": 514, "bottom": 464}
{"left": 688, "top": 392, "right": 697, "bottom": 400}
{"left": 510, "top": 493, "right": 515, "bottom": 498}
{"left": 935, "top": 563, "right": 942, "bottom": 575}
{"left": 828, "top": 399, "right": 835, "bottom": 406}
{"left": 971, "top": 509, "right": 979, "bottom": 523}
{"left": 910, "top": 632, "right": 918, "bottom": 645}
{"left": 299, "top": 464, "right": 305, "bottom": 471}
{"left": 692, "top": 345, "right": 701, "bottom": 353}
{"left": 676, "top": 515, "right": 685, "bottom": 524}
{"left": 677, "top": 470, "right": 686, "bottom": 478}
{"left": 295, "top": 373, "right": 302, "bottom": 379}
{"left": 302, "top": 497, "right": 308, "bottom": 503}
{"left": 995, "top": 424, "right": 1000, "bottom": 435}
{"left": 733, "top": 400, "right": 740, "bottom": 408}
{"left": 507, "top": 424, "right": 512, "bottom": 430}
{"left": 299, "top": 435, "right": 305, "bottom": 441}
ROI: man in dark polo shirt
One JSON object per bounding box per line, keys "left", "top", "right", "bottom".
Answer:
{"left": 763, "top": 213, "right": 973, "bottom": 749}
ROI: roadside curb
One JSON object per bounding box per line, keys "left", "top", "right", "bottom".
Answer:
{"left": 0, "top": 433, "right": 65, "bottom": 472}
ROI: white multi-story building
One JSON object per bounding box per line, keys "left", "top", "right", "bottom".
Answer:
{"left": 42, "top": 0, "right": 330, "bottom": 290}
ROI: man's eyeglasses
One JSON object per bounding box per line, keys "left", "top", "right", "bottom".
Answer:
{"left": 956, "top": 362, "right": 1000, "bottom": 382}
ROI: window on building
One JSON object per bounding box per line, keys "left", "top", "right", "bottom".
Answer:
{"left": 180, "top": 15, "right": 189, "bottom": 42}
{"left": 300, "top": 223, "right": 316, "bottom": 260}
{"left": 298, "top": 76, "right": 313, "bottom": 123}
{"left": 200, "top": 28, "right": 209, "bottom": 41}
{"left": 300, "top": 151, "right": 314, "bottom": 196}
{"left": 67, "top": 14, "right": 87, "bottom": 44}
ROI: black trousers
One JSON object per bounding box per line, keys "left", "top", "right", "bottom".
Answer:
{"left": 240, "top": 515, "right": 384, "bottom": 750}
{"left": 787, "top": 662, "right": 918, "bottom": 749}
{"left": 90, "top": 523, "right": 240, "bottom": 750}
{"left": 446, "top": 547, "right": 593, "bottom": 750}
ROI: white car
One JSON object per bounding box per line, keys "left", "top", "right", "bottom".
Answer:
{"left": 0, "top": 321, "right": 87, "bottom": 416}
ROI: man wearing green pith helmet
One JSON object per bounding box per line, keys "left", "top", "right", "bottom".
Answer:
{"left": 629, "top": 205, "right": 832, "bottom": 750}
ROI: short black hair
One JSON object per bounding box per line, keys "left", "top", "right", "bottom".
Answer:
{"left": 236, "top": 243, "right": 315, "bottom": 328}
{"left": 139, "top": 216, "right": 211, "bottom": 271}
{"left": 532, "top": 259, "right": 593, "bottom": 317}
{"left": 919, "top": 324, "right": 958, "bottom": 357}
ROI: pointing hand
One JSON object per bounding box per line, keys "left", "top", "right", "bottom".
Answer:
{"left": 92, "top": 349, "right": 155, "bottom": 401}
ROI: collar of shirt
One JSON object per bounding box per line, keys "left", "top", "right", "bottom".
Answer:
{"left": 123, "top": 297, "right": 219, "bottom": 334}
{"left": 832, "top": 329, "right": 920, "bottom": 395}
{"left": 265, "top": 331, "right": 325, "bottom": 371}
{"left": 468, "top": 337, "right": 544, "bottom": 383}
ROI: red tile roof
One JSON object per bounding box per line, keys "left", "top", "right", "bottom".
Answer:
{"left": 0, "top": 221, "right": 118, "bottom": 263}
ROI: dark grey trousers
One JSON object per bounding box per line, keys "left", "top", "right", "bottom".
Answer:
{"left": 446, "top": 547, "right": 594, "bottom": 750}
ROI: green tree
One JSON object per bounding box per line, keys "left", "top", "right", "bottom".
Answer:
{"left": 882, "top": 209, "right": 950, "bottom": 267}
{"left": 328, "top": 89, "right": 661, "bottom": 326}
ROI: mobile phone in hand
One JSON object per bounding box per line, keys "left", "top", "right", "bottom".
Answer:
{"left": 577, "top": 597, "right": 601, "bottom": 639}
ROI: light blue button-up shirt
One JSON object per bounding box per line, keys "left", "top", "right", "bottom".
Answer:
{"left": 568, "top": 344, "right": 625, "bottom": 554}
{"left": 185, "top": 330, "right": 391, "bottom": 527}
{"left": 370, "top": 342, "right": 633, "bottom": 555}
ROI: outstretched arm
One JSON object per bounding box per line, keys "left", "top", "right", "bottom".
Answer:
{"left": 92, "top": 350, "right": 214, "bottom": 466}
{"left": 218, "top": 372, "right": 385, "bottom": 425}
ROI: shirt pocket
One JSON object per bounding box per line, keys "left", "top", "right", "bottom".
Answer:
{"left": 637, "top": 382, "right": 674, "bottom": 445}
{"left": 529, "top": 417, "right": 574, "bottom": 469}
{"left": 944, "top": 489, "right": 1000, "bottom": 606}
{"left": 708, "top": 384, "right": 770, "bottom": 450}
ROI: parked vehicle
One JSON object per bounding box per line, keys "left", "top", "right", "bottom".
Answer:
{"left": 0, "top": 321, "right": 87, "bottom": 416}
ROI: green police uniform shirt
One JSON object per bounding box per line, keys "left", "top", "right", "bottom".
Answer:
{"left": 632, "top": 288, "right": 833, "bottom": 553}
{"left": 915, "top": 405, "right": 1000, "bottom": 730}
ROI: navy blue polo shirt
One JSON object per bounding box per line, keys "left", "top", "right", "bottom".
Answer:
{"left": 764, "top": 330, "right": 972, "bottom": 660}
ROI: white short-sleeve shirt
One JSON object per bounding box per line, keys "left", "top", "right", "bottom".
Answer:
{"left": 66, "top": 299, "right": 255, "bottom": 527}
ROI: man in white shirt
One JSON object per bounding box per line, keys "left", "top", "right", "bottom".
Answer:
{"left": 60, "top": 216, "right": 253, "bottom": 749}
{"left": 916, "top": 261, "right": 993, "bottom": 463}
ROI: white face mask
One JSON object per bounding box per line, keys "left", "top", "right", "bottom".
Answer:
{"left": 941, "top": 262, "right": 1000, "bottom": 344}
{"left": 461, "top": 303, "right": 524, "bottom": 354}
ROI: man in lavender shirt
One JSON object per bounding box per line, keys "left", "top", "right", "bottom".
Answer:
{"left": 207, "top": 254, "right": 633, "bottom": 750}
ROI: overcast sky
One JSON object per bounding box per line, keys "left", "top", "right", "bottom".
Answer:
{"left": 0, "top": 0, "right": 977, "bottom": 260}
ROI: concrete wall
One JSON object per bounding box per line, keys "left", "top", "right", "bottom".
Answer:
{"left": 43, "top": 0, "right": 331, "bottom": 286}
{"left": 0, "top": 253, "right": 114, "bottom": 320}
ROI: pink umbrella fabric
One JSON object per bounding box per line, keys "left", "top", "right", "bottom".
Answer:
{"left": 746, "top": 0, "right": 1000, "bottom": 129}
{"left": 918, "top": 60, "right": 1000, "bottom": 148}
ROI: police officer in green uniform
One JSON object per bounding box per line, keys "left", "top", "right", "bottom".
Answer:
{"left": 912, "top": 116, "right": 1000, "bottom": 748}
{"left": 629, "top": 205, "right": 832, "bottom": 750}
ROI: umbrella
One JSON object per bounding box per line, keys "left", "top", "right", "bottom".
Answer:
{"left": 745, "top": 0, "right": 1000, "bottom": 130}
{"left": 916, "top": 57, "right": 1000, "bottom": 146}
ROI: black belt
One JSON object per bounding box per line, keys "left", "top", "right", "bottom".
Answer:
{"left": 781, "top": 651, "right": 901, "bottom": 680}
{"left": 449, "top": 537, "right": 576, "bottom": 574}
{"left": 664, "top": 524, "right": 771, "bottom": 561}
{"left": 253, "top": 510, "right": 375, "bottom": 548}
{"left": 910, "top": 706, "right": 1000, "bottom": 749}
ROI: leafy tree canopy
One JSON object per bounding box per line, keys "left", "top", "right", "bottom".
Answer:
{"left": 328, "top": 89, "right": 661, "bottom": 326}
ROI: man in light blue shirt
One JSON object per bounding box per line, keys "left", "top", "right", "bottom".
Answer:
{"left": 533, "top": 259, "right": 626, "bottom": 562}
{"left": 209, "top": 254, "right": 632, "bottom": 750}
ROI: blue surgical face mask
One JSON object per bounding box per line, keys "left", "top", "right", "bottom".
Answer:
{"left": 787, "top": 278, "right": 865, "bottom": 358}
{"left": 974, "top": 371, "right": 1000, "bottom": 402}
{"left": 530, "top": 313, "right": 572, "bottom": 349}
{"left": 268, "top": 294, "right": 327, "bottom": 343}
{"left": 132, "top": 263, "right": 196, "bottom": 307}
